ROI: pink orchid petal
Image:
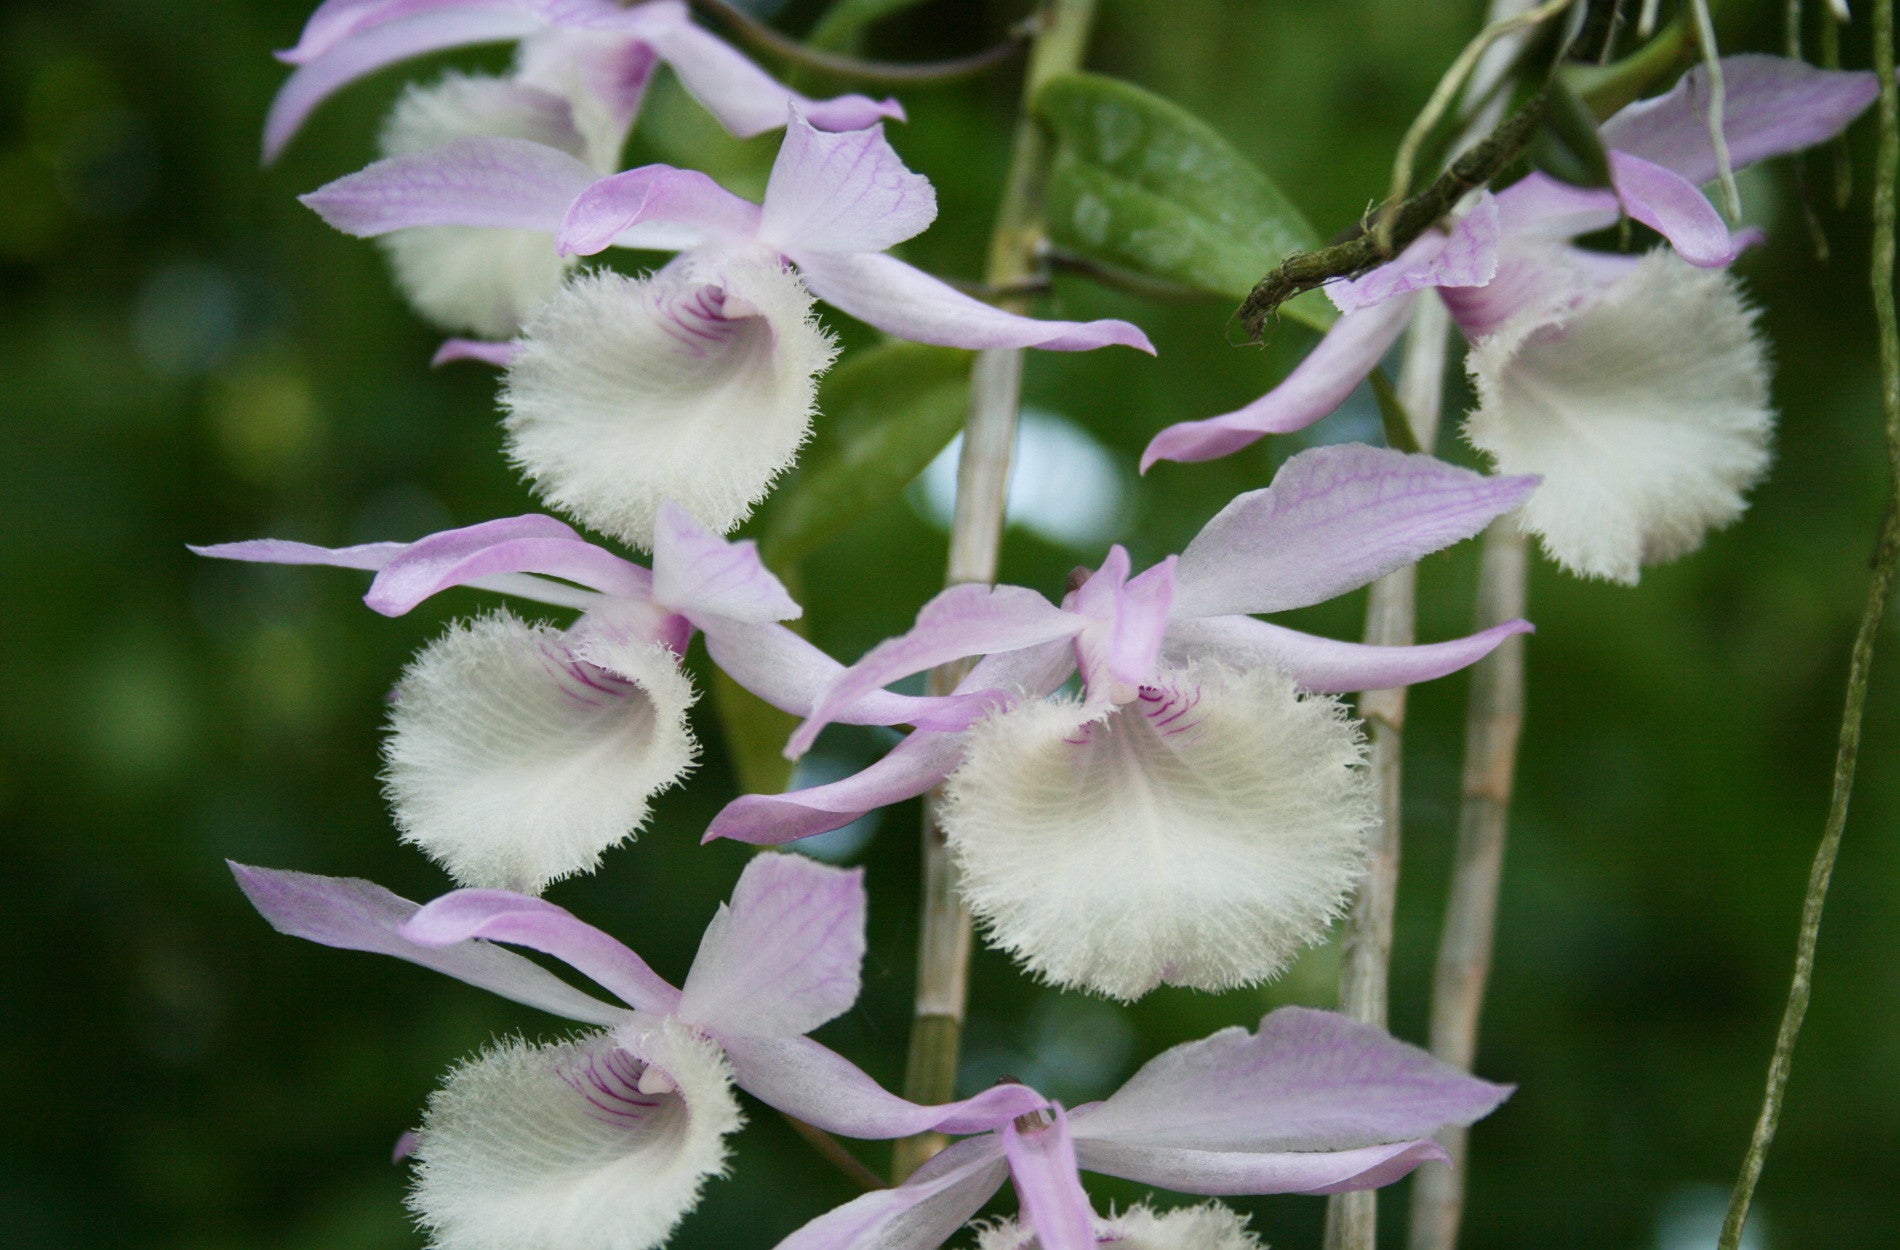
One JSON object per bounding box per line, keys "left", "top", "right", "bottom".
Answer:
{"left": 1171, "top": 444, "right": 1540, "bottom": 617}
{"left": 794, "top": 250, "right": 1155, "bottom": 353}
{"left": 399, "top": 888, "right": 682, "bottom": 1014}
{"left": 1599, "top": 54, "right": 1879, "bottom": 187}
{"left": 1163, "top": 615, "right": 1533, "bottom": 694}
{"left": 722, "top": 1036, "right": 1046, "bottom": 1139}
{"left": 432, "top": 337, "right": 520, "bottom": 367}
{"left": 279, "top": 0, "right": 517, "bottom": 64}
{"left": 1072, "top": 1136, "right": 1450, "bottom": 1197}
{"left": 557, "top": 164, "right": 762, "bottom": 256}
{"left": 1327, "top": 193, "right": 1499, "bottom": 313}
{"left": 1491, "top": 171, "right": 1622, "bottom": 240}
{"left": 229, "top": 863, "right": 627, "bottom": 1026}
{"left": 1068, "top": 1007, "right": 1512, "bottom": 1154}
{"left": 769, "top": 1135, "right": 1008, "bottom": 1250}
{"left": 699, "top": 618, "right": 995, "bottom": 730}
{"left": 676, "top": 854, "right": 864, "bottom": 1038}
{"left": 650, "top": 500, "right": 801, "bottom": 625}
{"left": 1004, "top": 1108, "right": 1096, "bottom": 1250}
{"left": 301, "top": 136, "right": 598, "bottom": 237}
{"left": 264, "top": 9, "right": 543, "bottom": 162}
{"left": 705, "top": 728, "right": 966, "bottom": 846}
{"left": 759, "top": 115, "right": 936, "bottom": 254}
{"left": 189, "top": 537, "right": 405, "bottom": 571}
{"left": 1140, "top": 293, "right": 1417, "bottom": 471}
{"left": 1607, "top": 150, "right": 1740, "bottom": 268}
{"left": 363, "top": 514, "right": 651, "bottom": 615}
{"left": 789, "top": 584, "right": 1082, "bottom": 758}
{"left": 1067, "top": 549, "right": 1177, "bottom": 699}
{"left": 628, "top": 2, "right": 903, "bottom": 140}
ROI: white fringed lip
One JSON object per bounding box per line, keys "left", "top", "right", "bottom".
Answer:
{"left": 501, "top": 251, "right": 838, "bottom": 550}
{"left": 942, "top": 663, "right": 1376, "bottom": 1000}
{"left": 382, "top": 610, "right": 698, "bottom": 894}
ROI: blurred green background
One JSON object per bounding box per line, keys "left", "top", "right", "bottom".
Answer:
{"left": 3, "top": 1, "right": 1896, "bottom": 1246}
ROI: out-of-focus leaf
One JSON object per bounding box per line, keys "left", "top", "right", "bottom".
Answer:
{"left": 711, "top": 664, "right": 799, "bottom": 797}
{"left": 758, "top": 341, "right": 972, "bottom": 568}
{"left": 1534, "top": 75, "right": 1614, "bottom": 189}
{"left": 807, "top": 0, "right": 936, "bottom": 51}
{"left": 1035, "top": 72, "right": 1335, "bottom": 331}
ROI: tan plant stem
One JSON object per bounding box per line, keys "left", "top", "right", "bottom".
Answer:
{"left": 1718, "top": 1, "right": 1900, "bottom": 1243}
{"left": 685, "top": 0, "right": 1028, "bottom": 84}
{"left": 1320, "top": 295, "right": 1452, "bottom": 1250}
{"left": 889, "top": 0, "right": 1100, "bottom": 1185}
{"left": 780, "top": 1112, "right": 888, "bottom": 1192}
{"left": 1406, "top": 519, "right": 1529, "bottom": 1250}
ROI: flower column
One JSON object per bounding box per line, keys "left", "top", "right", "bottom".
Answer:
{"left": 894, "top": 0, "right": 1101, "bottom": 1183}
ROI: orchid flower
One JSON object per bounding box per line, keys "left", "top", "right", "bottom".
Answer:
{"left": 709, "top": 445, "right": 1538, "bottom": 999}
{"left": 195, "top": 503, "right": 975, "bottom": 892}
{"left": 265, "top": 0, "right": 902, "bottom": 164}
{"left": 232, "top": 852, "right": 1049, "bottom": 1250}
{"left": 1144, "top": 55, "right": 1878, "bottom": 585}
{"left": 301, "top": 114, "right": 1152, "bottom": 546}
{"left": 771, "top": 1006, "right": 1512, "bottom": 1250}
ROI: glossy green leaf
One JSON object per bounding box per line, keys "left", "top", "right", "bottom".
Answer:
{"left": 1035, "top": 72, "right": 1334, "bottom": 331}
{"left": 758, "top": 341, "right": 972, "bottom": 569}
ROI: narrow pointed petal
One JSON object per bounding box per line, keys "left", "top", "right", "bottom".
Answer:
{"left": 557, "top": 165, "right": 761, "bottom": 257}
{"left": 944, "top": 664, "right": 1375, "bottom": 1000}
{"left": 677, "top": 854, "right": 864, "bottom": 1038}
{"left": 409, "top": 1020, "right": 742, "bottom": 1250}
{"left": 1073, "top": 1136, "right": 1448, "bottom": 1197}
{"left": 1162, "top": 616, "right": 1532, "bottom": 694}
{"left": 1607, "top": 150, "right": 1739, "bottom": 268}
{"left": 371, "top": 76, "right": 594, "bottom": 336}
{"left": 1003, "top": 1109, "right": 1096, "bottom": 1250}
{"left": 384, "top": 611, "right": 698, "bottom": 892}
{"left": 795, "top": 250, "right": 1154, "bottom": 352}
{"left": 190, "top": 537, "right": 404, "bottom": 571}
{"left": 978, "top": 1202, "right": 1265, "bottom": 1250}
{"left": 1599, "top": 54, "right": 1879, "bottom": 186}
{"left": 400, "top": 889, "right": 682, "bottom": 1014}
{"left": 264, "top": 9, "right": 542, "bottom": 162}
{"left": 760, "top": 115, "right": 936, "bottom": 254}
{"left": 629, "top": 2, "right": 903, "bottom": 140}
{"left": 1172, "top": 444, "right": 1539, "bottom": 618}
{"left": 789, "top": 584, "right": 1081, "bottom": 757}
{"left": 302, "top": 136, "right": 597, "bottom": 238}
{"left": 698, "top": 618, "right": 996, "bottom": 731}
{"left": 364, "top": 514, "right": 650, "bottom": 615}
{"left": 229, "top": 863, "right": 627, "bottom": 1026}
{"left": 434, "top": 337, "right": 521, "bottom": 367}
{"left": 1491, "top": 171, "right": 1622, "bottom": 241}
{"left": 720, "top": 1035, "right": 1046, "bottom": 1138}
{"left": 1069, "top": 1007, "right": 1512, "bottom": 1153}
{"left": 706, "top": 727, "right": 966, "bottom": 846}
{"left": 1326, "top": 195, "right": 1498, "bottom": 314}
{"left": 651, "top": 501, "right": 800, "bottom": 625}
{"left": 504, "top": 255, "right": 837, "bottom": 549}
{"left": 770, "top": 1135, "right": 1009, "bottom": 1250}
{"left": 1464, "top": 249, "right": 1771, "bottom": 583}
{"left": 279, "top": 0, "right": 504, "bottom": 64}
{"left": 1140, "top": 294, "right": 1415, "bottom": 471}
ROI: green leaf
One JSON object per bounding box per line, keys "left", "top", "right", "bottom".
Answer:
{"left": 807, "top": 0, "right": 936, "bottom": 51}
{"left": 758, "top": 341, "right": 972, "bottom": 568}
{"left": 1035, "top": 72, "right": 1334, "bottom": 331}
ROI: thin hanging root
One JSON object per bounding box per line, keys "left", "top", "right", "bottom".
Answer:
{"left": 1689, "top": 0, "right": 1744, "bottom": 220}
{"left": 1379, "top": 0, "right": 1578, "bottom": 251}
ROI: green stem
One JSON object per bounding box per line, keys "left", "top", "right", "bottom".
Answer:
{"left": 1718, "top": 3, "right": 1900, "bottom": 1244}
{"left": 685, "top": 0, "right": 1028, "bottom": 85}
{"left": 889, "top": 0, "right": 1100, "bottom": 1185}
